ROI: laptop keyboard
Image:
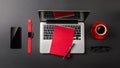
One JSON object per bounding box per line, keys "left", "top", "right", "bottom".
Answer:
{"left": 43, "top": 25, "right": 81, "bottom": 40}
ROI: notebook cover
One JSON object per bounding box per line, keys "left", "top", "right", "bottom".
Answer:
{"left": 53, "top": 11, "right": 75, "bottom": 19}
{"left": 50, "top": 25, "right": 75, "bottom": 58}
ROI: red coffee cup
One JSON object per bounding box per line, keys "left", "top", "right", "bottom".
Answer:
{"left": 91, "top": 22, "right": 108, "bottom": 40}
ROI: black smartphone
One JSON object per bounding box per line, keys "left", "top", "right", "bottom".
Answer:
{"left": 10, "top": 27, "right": 22, "bottom": 49}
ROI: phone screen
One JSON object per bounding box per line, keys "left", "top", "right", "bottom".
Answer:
{"left": 10, "top": 27, "right": 22, "bottom": 49}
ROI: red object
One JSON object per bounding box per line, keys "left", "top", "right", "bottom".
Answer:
{"left": 28, "top": 19, "right": 32, "bottom": 54}
{"left": 91, "top": 22, "right": 108, "bottom": 40}
{"left": 53, "top": 11, "right": 75, "bottom": 19}
{"left": 50, "top": 25, "right": 75, "bottom": 58}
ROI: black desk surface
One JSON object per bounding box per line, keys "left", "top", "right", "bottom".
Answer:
{"left": 0, "top": 0, "right": 120, "bottom": 68}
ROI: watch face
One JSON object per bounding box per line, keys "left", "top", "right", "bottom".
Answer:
{"left": 10, "top": 27, "right": 22, "bottom": 49}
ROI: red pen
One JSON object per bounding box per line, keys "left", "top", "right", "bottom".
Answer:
{"left": 28, "top": 19, "right": 32, "bottom": 54}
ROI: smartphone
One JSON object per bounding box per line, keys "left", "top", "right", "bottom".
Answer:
{"left": 10, "top": 27, "right": 22, "bottom": 49}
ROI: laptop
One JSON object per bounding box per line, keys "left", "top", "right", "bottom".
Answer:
{"left": 38, "top": 10, "right": 90, "bottom": 54}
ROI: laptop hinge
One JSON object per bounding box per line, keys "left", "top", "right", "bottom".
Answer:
{"left": 46, "top": 20, "right": 78, "bottom": 24}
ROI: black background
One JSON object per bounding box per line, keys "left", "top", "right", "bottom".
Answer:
{"left": 0, "top": 0, "right": 120, "bottom": 68}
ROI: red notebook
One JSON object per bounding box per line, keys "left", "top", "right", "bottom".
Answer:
{"left": 53, "top": 11, "right": 75, "bottom": 19}
{"left": 50, "top": 25, "right": 75, "bottom": 58}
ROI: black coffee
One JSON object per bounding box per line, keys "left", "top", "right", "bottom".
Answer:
{"left": 96, "top": 26, "right": 105, "bottom": 34}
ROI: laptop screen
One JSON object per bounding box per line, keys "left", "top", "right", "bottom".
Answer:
{"left": 39, "top": 11, "right": 83, "bottom": 21}
{"left": 44, "top": 11, "right": 80, "bottom": 19}
{"left": 38, "top": 10, "right": 90, "bottom": 22}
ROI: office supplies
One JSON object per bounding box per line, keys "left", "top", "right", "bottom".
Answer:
{"left": 90, "top": 46, "right": 111, "bottom": 53}
{"left": 91, "top": 22, "right": 108, "bottom": 40}
{"left": 50, "top": 25, "right": 75, "bottom": 57}
{"left": 28, "top": 19, "right": 33, "bottom": 54}
{"left": 63, "top": 43, "right": 75, "bottom": 59}
{"left": 10, "top": 27, "right": 22, "bottom": 49}
{"left": 39, "top": 10, "right": 90, "bottom": 54}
